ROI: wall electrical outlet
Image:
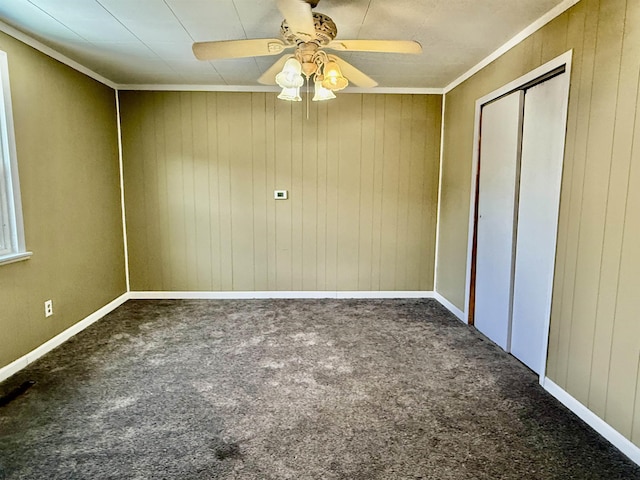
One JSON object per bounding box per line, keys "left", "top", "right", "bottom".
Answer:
{"left": 44, "top": 300, "right": 53, "bottom": 317}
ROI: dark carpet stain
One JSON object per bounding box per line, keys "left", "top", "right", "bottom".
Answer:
{"left": 0, "top": 381, "right": 35, "bottom": 408}
{"left": 0, "top": 299, "right": 638, "bottom": 480}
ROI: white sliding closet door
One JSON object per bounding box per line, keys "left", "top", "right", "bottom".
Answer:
{"left": 510, "top": 74, "right": 568, "bottom": 374}
{"left": 474, "top": 91, "right": 524, "bottom": 350}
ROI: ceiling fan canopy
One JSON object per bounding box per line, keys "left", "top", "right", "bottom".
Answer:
{"left": 192, "top": 0, "right": 422, "bottom": 95}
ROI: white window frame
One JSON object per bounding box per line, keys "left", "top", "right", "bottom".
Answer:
{"left": 0, "top": 50, "right": 30, "bottom": 265}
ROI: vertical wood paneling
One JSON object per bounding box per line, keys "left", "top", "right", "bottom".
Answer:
{"left": 122, "top": 92, "right": 441, "bottom": 294}
{"left": 251, "top": 93, "right": 269, "bottom": 290}
{"left": 325, "top": 101, "right": 340, "bottom": 289}
{"left": 336, "top": 95, "right": 362, "bottom": 290}
{"left": 370, "top": 95, "right": 387, "bottom": 290}
{"left": 589, "top": 0, "right": 640, "bottom": 417}
{"left": 546, "top": 2, "right": 586, "bottom": 382}
{"left": 291, "top": 100, "right": 304, "bottom": 290}
{"left": 265, "top": 95, "right": 277, "bottom": 290}
{"left": 357, "top": 95, "right": 377, "bottom": 290}
{"left": 216, "top": 94, "right": 234, "bottom": 290}
{"left": 180, "top": 92, "right": 198, "bottom": 290}
{"left": 379, "top": 95, "right": 402, "bottom": 290}
{"left": 164, "top": 93, "right": 187, "bottom": 290}
{"left": 274, "top": 101, "right": 293, "bottom": 290}
{"left": 192, "top": 92, "right": 213, "bottom": 289}
{"left": 229, "top": 93, "right": 255, "bottom": 291}
{"left": 437, "top": 0, "right": 640, "bottom": 449}
{"left": 565, "top": 0, "right": 625, "bottom": 405}
{"left": 301, "top": 99, "right": 319, "bottom": 290}
{"left": 205, "top": 93, "right": 221, "bottom": 290}
{"left": 315, "top": 101, "right": 328, "bottom": 290}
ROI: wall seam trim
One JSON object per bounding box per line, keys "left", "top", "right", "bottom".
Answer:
{"left": 433, "top": 94, "right": 446, "bottom": 295}
{"left": 115, "top": 90, "right": 131, "bottom": 292}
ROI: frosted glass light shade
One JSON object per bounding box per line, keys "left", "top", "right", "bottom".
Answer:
{"left": 275, "top": 58, "right": 304, "bottom": 88}
{"left": 312, "top": 79, "right": 336, "bottom": 101}
{"left": 321, "top": 61, "right": 348, "bottom": 91}
{"left": 278, "top": 86, "right": 302, "bottom": 101}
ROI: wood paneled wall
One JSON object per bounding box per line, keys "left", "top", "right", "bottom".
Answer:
{"left": 0, "top": 32, "right": 125, "bottom": 370}
{"left": 120, "top": 92, "right": 442, "bottom": 292}
{"left": 437, "top": 0, "right": 640, "bottom": 446}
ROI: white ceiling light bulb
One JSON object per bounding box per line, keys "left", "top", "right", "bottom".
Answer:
{"left": 275, "top": 58, "right": 305, "bottom": 89}
{"left": 278, "top": 86, "right": 302, "bottom": 101}
{"left": 312, "top": 78, "right": 336, "bottom": 101}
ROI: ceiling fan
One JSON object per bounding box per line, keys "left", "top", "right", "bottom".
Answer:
{"left": 192, "top": 0, "right": 422, "bottom": 100}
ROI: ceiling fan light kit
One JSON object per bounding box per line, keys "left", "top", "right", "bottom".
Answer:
{"left": 192, "top": 0, "right": 422, "bottom": 102}
{"left": 312, "top": 78, "right": 336, "bottom": 102}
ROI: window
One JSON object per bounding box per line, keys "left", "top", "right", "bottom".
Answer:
{"left": 0, "top": 50, "right": 30, "bottom": 265}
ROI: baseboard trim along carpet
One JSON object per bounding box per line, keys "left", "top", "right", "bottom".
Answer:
{"left": 543, "top": 377, "right": 640, "bottom": 466}
{"left": 433, "top": 292, "right": 465, "bottom": 322}
{"left": 3, "top": 292, "right": 638, "bottom": 469}
{"left": 0, "top": 293, "right": 129, "bottom": 383}
{"left": 129, "top": 290, "right": 437, "bottom": 300}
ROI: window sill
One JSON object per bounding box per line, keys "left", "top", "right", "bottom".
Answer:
{"left": 0, "top": 251, "right": 33, "bottom": 266}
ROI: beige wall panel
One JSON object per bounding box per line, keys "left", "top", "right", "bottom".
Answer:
{"left": 180, "top": 92, "right": 199, "bottom": 290}
{"left": 0, "top": 33, "right": 125, "bottom": 369}
{"left": 228, "top": 93, "right": 255, "bottom": 291}
{"left": 369, "top": 95, "right": 387, "bottom": 290}
{"left": 273, "top": 101, "right": 294, "bottom": 290}
{"left": 565, "top": 0, "right": 625, "bottom": 406}
{"left": 315, "top": 101, "right": 329, "bottom": 290}
{"left": 336, "top": 95, "right": 363, "bottom": 290}
{"left": 121, "top": 92, "right": 441, "bottom": 293}
{"left": 191, "top": 92, "right": 214, "bottom": 289}
{"left": 546, "top": 0, "right": 587, "bottom": 384}
{"left": 378, "top": 96, "right": 402, "bottom": 290}
{"left": 251, "top": 93, "right": 269, "bottom": 291}
{"left": 420, "top": 95, "right": 442, "bottom": 291}
{"left": 550, "top": 0, "right": 596, "bottom": 386}
{"left": 588, "top": 0, "right": 640, "bottom": 417}
{"left": 605, "top": 121, "right": 640, "bottom": 437}
{"left": 357, "top": 96, "right": 377, "bottom": 290}
{"left": 437, "top": 0, "right": 640, "bottom": 447}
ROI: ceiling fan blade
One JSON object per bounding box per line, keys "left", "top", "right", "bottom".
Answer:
{"left": 331, "top": 56, "right": 378, "bottom": 89}
{"left": 326, "top": 40, "right": 422, "bottom": 55}
{"left": 193, "top": 38, "right": 291, "bottom": 61}
{"left": 277, "top": 0, "right": 315, "bottom": 41}
{"left": 258, "top": 55, "right": 294, "bottom": 85}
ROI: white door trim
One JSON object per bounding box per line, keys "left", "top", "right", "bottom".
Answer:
{"left": 463, "top": 50, "right": 573, "bottom": 382}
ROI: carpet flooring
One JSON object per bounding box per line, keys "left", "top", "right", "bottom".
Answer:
{"left": 1, "top": 299, "right": 639, "bottom": 479}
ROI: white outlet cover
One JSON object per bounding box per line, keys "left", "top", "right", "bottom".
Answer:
{"left": 274, "top": 190, "right": 288, "bottom": 200}
{"left": 44, "top": 300, "right": 53, "bottom": 317}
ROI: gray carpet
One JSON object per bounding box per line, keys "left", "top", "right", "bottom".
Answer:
{"left": 1, "top": 299, "right": 639, "bottom": 479}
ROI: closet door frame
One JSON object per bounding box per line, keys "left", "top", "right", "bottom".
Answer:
{"left": 462, "top": 50, "right": 573, "bottom": 383}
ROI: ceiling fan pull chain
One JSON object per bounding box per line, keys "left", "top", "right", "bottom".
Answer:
{"left": 306, "top": 80, "right": 310, "bottom": 120}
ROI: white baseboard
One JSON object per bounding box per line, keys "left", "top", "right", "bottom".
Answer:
{"left": 543, "top": 377, "right": 640, "bottom": 466}
{"left": 129, "top": 290, "right": 436, "bottom": 300}
{"left": 0, "top": 292, "right": 130, "bottom": 383}
{"left": 433, "top": 292, "right": 465, "bottom": 322}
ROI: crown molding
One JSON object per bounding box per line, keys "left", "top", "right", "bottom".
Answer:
{"left": 0, "top": 20, "right": 117, "bottom": 89}
{"left": 116, "top": 84, "right": 443, "bottom": 94}
{"left": 443, "top": 0, "right": 581, "bottom": 94}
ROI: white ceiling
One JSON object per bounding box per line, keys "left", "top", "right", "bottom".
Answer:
{"left": 0, "top": 0, "right": 568, "bottom": 89}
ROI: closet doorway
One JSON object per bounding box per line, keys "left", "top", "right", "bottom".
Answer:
{"left": 466, "top": 53, "right": 572, "bottom": 377}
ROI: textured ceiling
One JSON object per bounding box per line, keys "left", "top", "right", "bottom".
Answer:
{"left": 0, "top": 0, "right": 568, "bottom": 88}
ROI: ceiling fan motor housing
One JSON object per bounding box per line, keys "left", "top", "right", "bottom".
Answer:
{"left": 281, "top": 12, "right": 337, "bottom": 45}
